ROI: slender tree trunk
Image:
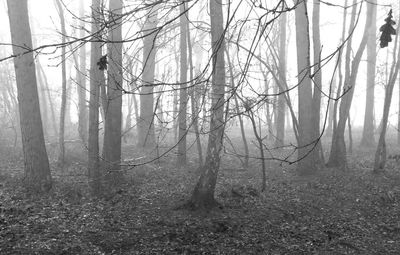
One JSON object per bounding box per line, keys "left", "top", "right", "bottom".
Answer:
{"left": 7, "top": 0, "right": 52, "bottom": 193}
{"left": 37, "top": 62, "right": 58, "bottom": 138}
{"left": 127, "top": 60, "right": 139, "bottom": 137}
{"left": 54, "top": 0, "right": 67, "bottom": 166}
{"left": 360, "top": 0, "right": 377, "bottom": 147}
{"left": 294, "top": 0, "right": 317, "bottom": 175}
{"left": 30, "top": 11, "right": 49, "bottom": 139}
{"left": 398, "top": 73, "right": 400, "bottom": 145}
{"left": 348, "top": 114, "right": 353, "bottom": 154}
{"left": 103, "top": 0, "right": 123, "bottom": 183}
{"left": 332, "top": 0, "right": 348, "bottom": 139}
{"left": 247, "top": 111, "right": 266, "bottom": 191}
{"left": 312, "top": 0, "right": 324, "bottom": 165}
{"left": 177, "top": 1, "right": 188, "bottom": 166}
{"left": 173, "top": 40, "right": 179, "bottom": 144}
{"left": 78, "top": 0, "right": 88, "bottom": 143}
{"left": 328, "top": 1, "right": 371, "bottom": 169}
{"left": 226, "top": 49, "right": 249, "bottom": 168}
{"left": 132, "top": 91, "right": 139, "bottom": 131}
{"left": 173, "top": 89, "right": 179, "bottom": 143}
{"left": 36, "top": 64, "right": 49, "bottom": 138}
{"left": 326, "top": 74, "right": 336, "bottom": 136}
{"left": 189, "top": 0, "right": 226, "bottom": 209}
{"left": 138, "top": 4, "right": 158, "bottom": 148}
{"left": 88, "top": 0, "right": 103, "bottom": 194}
{"left": 65, "top": 78, "right": 73, "bottom": 128}
{"left": 99, "top": 74, "right": 107, "bottom": 122}
{"left": 274, "top": 6, "right": 287, "bottom": 148}
{"left": 187, "top": 14, "right": 203, "bottom": 166}
{"left": 124, "top": 97, "right": 132, "bottom": 143}
{"left": 374, "top": 12, "right": 400, "bottom": 172}
{"left": 263, "top": 76, "right": 273, "bottom": 132}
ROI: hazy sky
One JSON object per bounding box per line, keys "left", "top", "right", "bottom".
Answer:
{"left": 1, "top": 0, "right": 400, "bottom": 129}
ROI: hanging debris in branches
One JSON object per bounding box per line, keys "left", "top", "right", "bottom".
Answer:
{"left": 97, "top": 55, "right": 108, "bottom": 70}
{"left": 379, "top": 9, "right": 396, "bottom": 48}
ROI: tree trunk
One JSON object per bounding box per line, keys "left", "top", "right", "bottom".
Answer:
{"left": 327, "top": 1, "right": 371, "bottom": 169}
{"left": 103, "top": 0, "right": 123, "bottom": 183}
{"left": 189, "top": 0, "right": 226, "bottom": 209}
{"left": 360, "top": 0, "right": 377, "bottom": 147}
{"left": 55, "top": 0, "right": 67, "bottom": 166}
{"left": 77, "top": 0, "right": 88, "bottom": 143}
{"left": 37, "top": 62, "right": 58, "bottom": 138}
{"left": 126, "top": 60, "right": 139, "bottom": 138}
{"left": 274, "top": 6, "right": 287, "bottom": 148}
{"left": 326, "top": 74, "right": 336, "bottom": 136}
{"left": 177, "top": 1, "right": 188, "bottom": 166}
{"left": 65, "top": 78, "right": 73, "bottom": 128}
{"left": 36, "top": 62, "right": 49, "bottom": 138}
{"left": 398, "top": 73, "right": 400, "bottom": 145}
{"left": 332, "top": 0, "right": 348, "bottom": 141}
{"left": 294, "top": 0, "right": 317, "bottom": 175}
{"left": 7, "top": 0, "right": 52, "bottom": 193}
{"left": 138, "top": 4, "right": 158, "bottom": 148}
{"left": 247, "top": 110, "right": 266, "bottom": 191}
{"left": 374, "top": 12, "right": 400, "bottom": 172}
{"left": 187, "top": 14, "right": 203, "bottom": 166}
{"left": 226, "top": 49, "right": 249, "bottom": 168}
{"left": 347, "top": 114, "right": 353, "bottom": 154}
{"left": 312, "top": 0, "right": 324, "bottom": 165}
{"left": 88, "top": 0, "right": 103, "bottom": 194}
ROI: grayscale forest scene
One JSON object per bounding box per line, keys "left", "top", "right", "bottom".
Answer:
{"left": 1, "top": 0, "right": 400, "bottom": 254}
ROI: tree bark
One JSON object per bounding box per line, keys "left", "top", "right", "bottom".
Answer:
{"left": 103, "top": 0, "right": 123, "bottom": 183}
{"left": 374, "top": 12, "right": 400, "bottom": 172}
{"left": 332, "top": 0, "right": 349, "bottom": 141}
{"left": 274, "top": 5, "right": 287, "bottom": 148}
{"left": 88, "top": 0, "right": 103, "bottom": 194}
{"left": 37, "top": 62, "right": 58, "bottom": 138}
{"left": 177, "top": 1, "right": 188, "bottom": 166}
{"left": 187, "top": 14, "right": 203, "bottom": 167}
{"left": 7, "top": 0, "right": 52, "bottom": 193}
{"left": 138, "top": 4, "right": 158, "bottom": 148}
{"left": 189, "top": 0, "right": 226, "bottom": 209}
{"left": 312, "top": 0, "right": 324, "bottom": 164}
{"left": 36, "top": 62, "right": 49, "bottom": 138}
{"left": 55, "top": 0, "right": 67, "bottom": 166}
{"left": 327, "top": 1, "right": 371, "bottom": 169}
{"left": 226, "top": 49, "right": 249, "bottom": 168}
{"left": 77, "top": 0, "right": 88, "bottom": 143}
{"left": 294, "top": 0, "right": 317, "bottom": 175}
{"left": 360, "top": 0, "right": 377, "bottom": 147}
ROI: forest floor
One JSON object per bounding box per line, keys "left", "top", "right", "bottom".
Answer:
{"left": 1, "top": 142, "right": 400, "bottom": 254}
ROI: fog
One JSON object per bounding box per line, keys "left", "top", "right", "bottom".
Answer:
{"left": 1, "top": 0, "right": 400, "bottom": 254}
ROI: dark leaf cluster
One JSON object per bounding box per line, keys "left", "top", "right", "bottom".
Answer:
{"left": 380, "top": 9, "right": 396, "bottom": 48}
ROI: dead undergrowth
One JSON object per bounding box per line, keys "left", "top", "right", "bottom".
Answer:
{"left": 0, "top": 142, "right": 400, "bottom": 254}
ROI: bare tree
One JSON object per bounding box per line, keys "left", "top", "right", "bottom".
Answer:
{"left": 177, "top": 1, "right": 188, "bottom": 166}
{"left": 312, "top": 0, "right": 324, "bottom": 164}
{"left": 274, "top": 3, "right": 287, "bottom": 148}
{"left": 7, "top": 0, "right": 52, "bottom": 192}
{"left": 138, "top": 4, "right": 158, "bottom": 148}
{"left": 360, "top": 0, "right": 377, "bottom": 147}
{"left": 187, "top": 14, "right": 203, "bottom": 167}
{"left": 374, "top": 10, "right": 400, "bottom": 172}
{"left": 226, "top": 48, "right": 249, "bottom": 168}
{"left": 103, "top": 0, "right": 123, "bottom": 183}
{"left": 294, "top": 0, "right": 319, "bottom": 175}
{"left": 327, "top": 1, "right": 371, "bottom": 169}
{"left": 88, "top": 0, "right": 104, "bottom": 194}
{"left": 77, "top": 0, "right": 88, "bottom": 143}
{"left": 189, "top": 0, "right": 226, "bottom": 209}
{"left": 54, "top": 0, "right": 67, "bottom": 166}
